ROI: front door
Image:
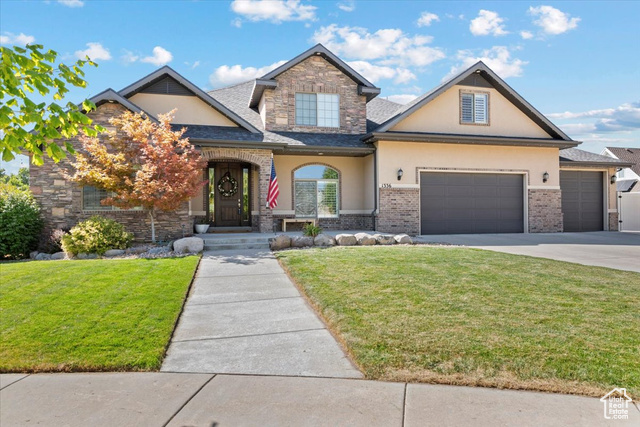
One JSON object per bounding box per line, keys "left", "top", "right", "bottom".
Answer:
{"left": 210, "top": 163, "right": 250, "bottom": 227}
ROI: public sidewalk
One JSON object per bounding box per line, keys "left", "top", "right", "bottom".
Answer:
{"left": 1, "top": 372, "right": 638, "bottom": 426}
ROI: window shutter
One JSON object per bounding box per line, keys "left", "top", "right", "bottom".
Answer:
{"left": 461, "top": 93, "right": 473, "bottom": 123}
{"left": 474, "top": 94, "right": 488, "bottom": 124}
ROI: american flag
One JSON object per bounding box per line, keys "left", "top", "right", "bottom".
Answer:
{"left": 266, "top": 156, "right": 279, "bottom": 209}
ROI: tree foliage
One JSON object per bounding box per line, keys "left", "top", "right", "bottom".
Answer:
{"left": 67, "top": 110, "right": 207, "bottom": 242}
{"left": 0, "top": 44, "right": 104, "bottom": 165}
{"left": 0, "top": 167, "right": 29, "bottom": 191}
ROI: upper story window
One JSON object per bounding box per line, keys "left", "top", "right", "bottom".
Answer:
{"left": 460, "top": 91, "right": 489, "bottom": 125}
{"left": 295, "top": 93, "right": 339, "bottom": 128}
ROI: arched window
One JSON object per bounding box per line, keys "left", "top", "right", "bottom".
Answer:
{"left": 294, "top": 165, "right": 339, "bottom": 218}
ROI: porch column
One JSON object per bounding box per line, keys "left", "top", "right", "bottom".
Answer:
{"left": 258, "top": 156, "right": 274, "bottom": 233}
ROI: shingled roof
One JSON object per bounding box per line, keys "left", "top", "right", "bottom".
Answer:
{"left": 560, "top": 148, "right": 633, "bottom": 167}
{"left": 605, "top": 147, "right": 640, "bottom": 175}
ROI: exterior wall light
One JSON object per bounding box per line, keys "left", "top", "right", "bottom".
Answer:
{"left": 542, "top": 172, "right": 549, "bottom": 183}
{"left": 397, "top": 168, "right": 403, "bottom": 181}
{"left": 611, "top": 175, "right": 617, "bottom": 184}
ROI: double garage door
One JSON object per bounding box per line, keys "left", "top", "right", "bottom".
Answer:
{"left": 420, "top": 172, "right": 524, "bottom": 234}
{"left": 560, "top": 171, "right": 604, "bottom": 232}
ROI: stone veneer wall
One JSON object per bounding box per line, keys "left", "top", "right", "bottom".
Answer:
{"left": 608, "top": 212, "right": 619, "bottom": 231}
{"left": 263, "top": 55, "right": 367, "bottom": 134}
{"left": 528, "top": 189, "right": 563, "bottom": 233}
{"left": 200, "top": 147, "right": 273, "bottom": 233}
{"left": 272, "top": 213, "right": 374, "bottom": 232}
{"left": 30, "top": 103, "right": 191, "bottom": 243}
{"left": 376, "top": 188, "right": 420, "bottom": 235}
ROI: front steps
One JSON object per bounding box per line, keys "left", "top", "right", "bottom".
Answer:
{"left": 200, "top": 234, "right": 271, "bottom": 251}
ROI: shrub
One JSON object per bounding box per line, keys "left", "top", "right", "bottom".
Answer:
{"left": 0, "top": 184, "right": 43, "bottom": 259}
{"left": 42, "top": 228, "right": 69, "bottom": 253}
{"left": 302, "top": 223, "right": 323, "bottom": 237}
{"left": 61, "top": 216, "right": 133, "bottom": 256}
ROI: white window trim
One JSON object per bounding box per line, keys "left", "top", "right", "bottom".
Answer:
{"left": 294, "top": 92, "right": 340, "bottom": 128}
{"left": 294, "top": 177, "right": 340, "bottom": 219}
{"left": 460, "top": 90, "right": 490, "bottom": 126}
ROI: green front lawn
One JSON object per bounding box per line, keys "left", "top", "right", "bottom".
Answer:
{"left": 1, "top": 257, "right": 199, "bottom": 372}
{"left": 277, "top": 246, "right": 640, "bottom": 398}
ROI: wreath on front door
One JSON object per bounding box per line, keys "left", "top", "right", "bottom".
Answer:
{"left": 217, "top": 172, "right": 238, "bottom": 197}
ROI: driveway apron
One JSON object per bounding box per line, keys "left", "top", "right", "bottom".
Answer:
{"left": 161, "top": 249, "right": 362, "bottom": 378}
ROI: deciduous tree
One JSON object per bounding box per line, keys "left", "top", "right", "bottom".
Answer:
{"left": 68, "top": 110, "right": 207, "bottom": 242}
{"left": 0, "top": 44, "right": 104, "bottom": 165}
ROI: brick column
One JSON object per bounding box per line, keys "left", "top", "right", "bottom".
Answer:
{"left": 376, "top": 187, "right": 420, "bottom": 235}
{"left": 608, "top": 212, "right": 619, "bottom": 231}
{"left": 528, "top": 189, "right": 563, "bottom": 233}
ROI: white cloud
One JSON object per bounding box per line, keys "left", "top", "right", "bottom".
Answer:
{"left": 469, "top": 10, "right": 508, "bottom": 36}
{"left": 74, "top": 42, "right": 111, "bottom": 61}
{"left": 57, "top": 0, "right": 84, "bottom": 7}
{"left": 520, "top": 30, "right": 534, "bottom": 40}
{"left": 347, "top": 60, "right": 416, "bottom": 84}
{"left": 337, "top": 1, "right": 355, "bottom": 12}
{"left": 231, "top": 18, "right": 243, "bottom": 28}
{"left": 528, "top": 5, "right": 580, "bottom": 35}
{"left": 417, "top": 12, "right": 439, "bottom": 27}
{"left": 141, "top": 46, "right": 173, "bottom": 66}
{"left": 185, "top": 60, "right": 201, "bottom": 69}
{"left": 386, "top": 94, "right": 418, "bottom": 104}
{"left": 548, "top": 102, "right": 640, "bottom": 133}
{"left": 121, "top": 50, "right": 139, "bottom": 63}
{"left": 209, "top": 60, "right": 287, "bottom": 87}
{"left": 0, "top": 32, "right": 35, "bottom": 46}
{"left": 231, "top": 0, "right": 316, "bottom": 23}
{"left": 312, "top": 24, "right": 445, "bottom": 67}
{"left": 445, "top": 46, "right": 527, "bottom": 81}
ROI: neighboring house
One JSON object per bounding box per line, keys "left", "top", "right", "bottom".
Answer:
{"left": 30, "top": 44, "right": 632, "bottom": 240}
{"left": 601, "top": 147, "right": 640, "bottom": 192}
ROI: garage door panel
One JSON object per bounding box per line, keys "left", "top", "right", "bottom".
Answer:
{"left": 420, "top": 172, "right": 524, "bottom": 234}
{"left": 560, "top": 171, "right": 603, "bottom": 232}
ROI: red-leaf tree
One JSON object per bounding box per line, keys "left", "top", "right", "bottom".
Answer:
{"left": 68, "top": 110, "right": 206, "bottom": 242}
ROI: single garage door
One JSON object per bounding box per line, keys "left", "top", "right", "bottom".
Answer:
{"left": 420, "top": 172, "right": 524, "bottom": 234}
{"left": 560, "top": 171, "right": 603, "bottom": 232}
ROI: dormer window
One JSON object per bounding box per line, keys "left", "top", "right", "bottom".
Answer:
{"left": 460, "top": 91, "right": 489, "bottom": 125}
{"left": 295, "top": 93, "right": 340, "bottom": 128}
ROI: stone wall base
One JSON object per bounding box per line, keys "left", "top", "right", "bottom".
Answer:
{"left": 528, "top": 189, "right": 563, "bottom": 233}
{"left": 272, "top": 214, "right": 374, "bottom": 232}
{"left": 376, "top": 188, "right": 420, "bottom": 235}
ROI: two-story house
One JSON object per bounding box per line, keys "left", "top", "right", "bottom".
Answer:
{"left": 30, "top": 44, "right": 631, "bottom": 240}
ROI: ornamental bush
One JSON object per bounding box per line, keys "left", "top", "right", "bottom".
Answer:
{"left": 0, "top": 184, "right": 43, "bottom": 259}
{"left": 61, "top": 216, "right": 133, "bottom": 256}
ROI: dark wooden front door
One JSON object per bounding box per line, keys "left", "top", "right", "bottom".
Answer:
{"left": 214, "top": 163, "right": 243, "bottom": 227}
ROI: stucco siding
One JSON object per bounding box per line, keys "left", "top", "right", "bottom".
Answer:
{"left": 390, "top": 85, "right": 552, "bottom": 139}
{"left": 129, "top": 93, "right": 238, "bottom": 126}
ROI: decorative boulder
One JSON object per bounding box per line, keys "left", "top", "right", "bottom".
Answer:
{"left": 394, "top": 234, "right": 413, "bottom": 244}
{"left": 291, "top": 236, "right": 314, "bottom": 248}
{"left": 355, "top": 233, "right": 376, "bottom": 246}
{"left": 76, "top": 253, "right": 98, "bottom": 259}
{"left": 270, "top": 235, "right": 291, "bottom": 250}
{"left": 51, "top": 251, "right": 66, "bottom": 260}
{"left": 314, "top": 234, "right": 336, "bottom": 247}
{"left": 35, "top": 253, "right": 52, "bottom": 261}
{"left": 30, "top": 251, "right": 39, "bottom": 260}
{"left": 127, "top": 246, "right": 148, "bottom": 255}
{"left": 148, "top": 246, "right": 170, "bottom": 255}
{"left": 173, "top": 237, "right": 204, "bottom": 254}
{"left": 335, "top": 234, "right": 357, "bottom": 246}
{"left": 373, "top": 234, "right": 395, "bottom": 245}
{"left": 104, "top": 249, "right": 126, "bottom": 257}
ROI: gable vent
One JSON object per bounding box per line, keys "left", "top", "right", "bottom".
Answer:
{"left": 140, "top": 76, "right": 195, "bottom": 96}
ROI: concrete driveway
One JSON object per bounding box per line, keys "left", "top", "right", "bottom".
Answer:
{"left": 414, "top": 231, "right": 640, "bottom": 273}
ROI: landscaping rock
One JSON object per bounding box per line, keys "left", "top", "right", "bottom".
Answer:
{"left": 35, "top": 253, "right": 51, "bottom": 261}
{"left": 173, "top": 237, "right": 204, "bottom": 254}
{"left": 127, "top": 246, "right": 149, "bottom": 255}
{"left": 373, "top": 234, "right": 395, "bottom": 245}
{"left": 291, "top": 236, "right": 314, "bottom": 248}
{"left": 51, "top": 251, "right": 66, "bottom": 260}
{"left": 30, "top": 251, "right": 39, "bottom": 260}
{"left": 270, "top": 234, "right": 291, "bottom": 250}
{"left": 148, "top": 247, "right": 170, "bottom": 255}
{"left": 335, "top": 234, "right": 357, "bottom": 246}
{"left": 76, "top": 253, "right": 98, "bottom": 260}
{"left": 104, "top": 249, "right": 126, "bottom": 257}
{"left": 314, "top": 234, "right": 335, "bottom": 247}
{"left": 394, "top": 234, "right": 413, "bottom": 244}
{"left": 355, "top": 233, "right": 376, "bottom": 246}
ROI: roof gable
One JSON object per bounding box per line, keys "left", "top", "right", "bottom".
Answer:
{"left": 372, "top": 61, "right": 572, "bottom": 141}
{"left": 118, "top": 66, "right": 260, "bottom": 133}
{"left": 87, "top": 89, "right": 157, "bottom": 122}
{"left": 249, "top": 43, "right": 381, "bottom": 107}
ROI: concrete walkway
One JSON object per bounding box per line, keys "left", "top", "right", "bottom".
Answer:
{"left": 161, "top": 249, "right": 361, "bottom": 378}
{"left": 2, "top": 373, "right": 638, "bottom": 426}
{"left": 415, "top": 231, "right": 640, "bottom": 273}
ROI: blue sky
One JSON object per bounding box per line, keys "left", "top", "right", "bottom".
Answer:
{"left": 1, "top": 0, "right": 639, "bottom": 173}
